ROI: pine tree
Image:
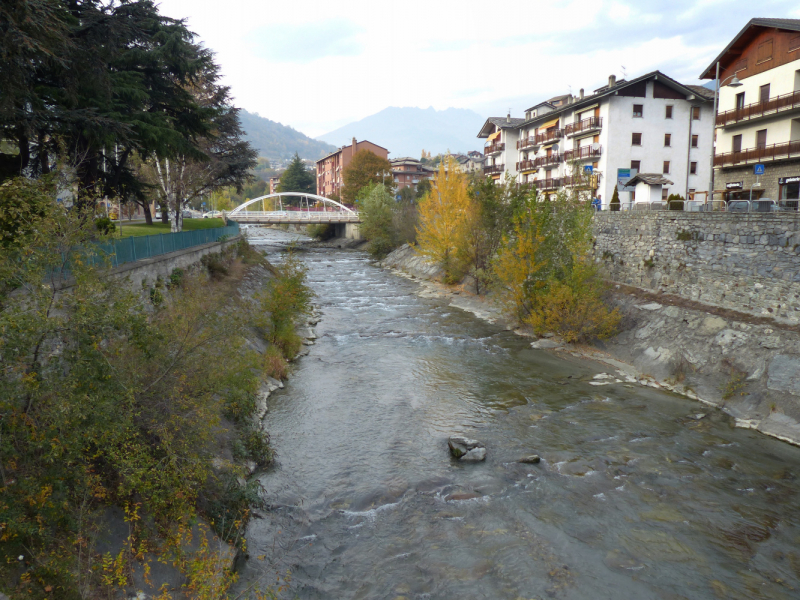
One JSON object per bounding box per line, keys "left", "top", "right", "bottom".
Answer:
{"left": 277, "top": 153, "right": 315, "bottom": 195}
{"left": 610, "top": 187, "right": 621, "bottom": 211}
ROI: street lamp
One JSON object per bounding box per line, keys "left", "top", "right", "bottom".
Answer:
{"left": 708, "top": 62, "right": 743, "bottom": 204}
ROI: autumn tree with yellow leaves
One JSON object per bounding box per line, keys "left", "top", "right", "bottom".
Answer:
{"left": 415, "top": 157, "right": 471, "bottom": 283}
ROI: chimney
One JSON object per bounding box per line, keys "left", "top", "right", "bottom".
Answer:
{"left": 506, "top": 112, "right": 511, "bottom": 123}
{"left": 580, "top": 88, "right": 584, "bottom": 99}
{"left": 608, "top": 74, "right": 616, "bottom": 88}
{"left": 352, "top": 137, "right": 357, "bottom": 149}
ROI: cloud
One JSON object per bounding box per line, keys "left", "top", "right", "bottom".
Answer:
{"left": 247, "top": 19, "right": 364, "bottom": 63}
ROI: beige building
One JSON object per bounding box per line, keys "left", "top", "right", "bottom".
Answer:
{"left": 316, "top": 138, "right": 389, "bottom": 198}
{"left": 390, "top": 158, "right": 434, "bottom": 192}
{"left": 701, "top": 18, "right": 800, "bottom": 203}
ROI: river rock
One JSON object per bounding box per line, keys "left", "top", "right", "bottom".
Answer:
{"left": 518, "top": 454, "right": 541, "bottom": 464}
{"left": 531, "top": 338, "right": 562, "bottom": 349}
{"left": 448, "top": 436, "right": 486, "bottom": 461}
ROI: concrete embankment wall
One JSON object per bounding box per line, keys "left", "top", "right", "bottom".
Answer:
{"left": 593, "top": 212, "right": 800, "bottom": 324}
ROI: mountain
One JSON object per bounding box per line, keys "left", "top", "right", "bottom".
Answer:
{"left": 238, "top": 110, "right": 336, "bottom": 163}
{"left": 316, "top": 107, "right": 486, "bottom": 158}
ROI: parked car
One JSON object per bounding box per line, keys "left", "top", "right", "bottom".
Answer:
{"left": 154, "top": 210, "right": 162, "bottom": 219}
{"left": 182, "top": 210, "right": 193, "bottom": 218}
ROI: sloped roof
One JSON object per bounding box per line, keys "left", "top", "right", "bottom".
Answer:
{"left": 477, "top": 116, "right": 526, "bottom": 138}
{"left": 627, "top": 173, "right": 674, "bottom": 186}
{"left": 684, "top": 85, "right": 715, "bottom": 99}
{"left": 700, "top": 18, "right": 800, "bottom": 79}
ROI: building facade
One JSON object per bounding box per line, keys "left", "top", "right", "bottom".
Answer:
{"left": 390, "top": 158, "right": 435, "bottom": 191}
{"left": 315, "top": 138, "right": 389, "bottom": 198}
{"left": 701, "top": 18, "right": 800, "bottom": 204}
{"left": 477, "top": 72, "right": 715, "bottom": 208}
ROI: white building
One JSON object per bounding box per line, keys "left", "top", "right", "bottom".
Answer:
{"left": 701, "top": 18, "right": 800, "bottom": 203}
{"left": 477, "top": 71, "right": 715, "bottom": 208}
{"left": 477, "top": 115, "right": 525, "bottom": 181}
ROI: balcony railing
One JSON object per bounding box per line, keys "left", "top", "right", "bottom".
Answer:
{"left": 714, "top": 140, "right": 800, "bottom": 167}
{"left": 535, "top": 153, "right": 563, "bottom": 168}
{"left": 516, "top": 159, "right": 537, "bottom": 172}
{"left": 716, "top": 90, "right": 800, "bottom": 127}
{"left": 517, "top": 136, "right": 538, "bottom": 150}
{"left": 564, "top": 145, "right": 602, "bottom": 161}
{"left": 483, "top": 164, "right": 505, "bottom": 175}
{"left": 484, "top": 142, "right": 505, "bottom": 155}
{"left": 536, "top": 129, "right": 563, "bottom": 145}
{"left": 565, "top": 116, "right": 603, "bottom": 136}
{"left": 533, "top": 178, "right": 562, "bottom": 191}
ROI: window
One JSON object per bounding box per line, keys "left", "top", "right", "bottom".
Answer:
{"left": 664, "top": 133, "right": 672, "bottom": 146}
{"left": 691, "top": 106, "right": 701, "bottom": 120}
{"left": 665, "top": 105, "right": 673, "bottom": 119}
{"left": 732, "top": 134, "right": 742, "bottom": 153}
{"left": 760, "top": 84, "right": 771, "bottom": 104}
{"left": 756, "top": 129, "right": 767, "bottom": 148}
{"left": 631, "top": 160, "right": 641, "bottom": 171}
{"left": 662, "top": 188, "right": 669, "bottom": 200}
{"left": 736, "top": 92, "right": 746, "bottom": 110}
{"left": 691, "top": 134, "right": 698, "bottom": 148}
{"left": 633, "top": 104, "right": 643, "bottom": 117}
{"left": 757, "top": 39, "right": 773, "bottom": 64}
{"left": 690, "top": 162, "right": 697, "bottom": 174}
{"left": 632, "top": 132, "right": 642, "bottom": 145}
{"left": 663, "top": 161, "right": 670, "bottom": 174}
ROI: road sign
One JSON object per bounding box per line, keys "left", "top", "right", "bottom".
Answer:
{"left": 584, "top": 165, "right": 593, "bottom": 174}
{"left": 754, "top": 164, "right": 765, "bottom": 175}
{"left": 202, "top": 202, "right": 206, "bottom": 206}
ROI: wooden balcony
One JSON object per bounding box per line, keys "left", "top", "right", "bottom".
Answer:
{"left": 535, "top": 153, "right": 563, "bottom": 168}
{"left": 533, "top": 178, "right": 562, "bottom": 191}
{"left": 517, "top": 137, "right": 538, "bottom": 150}
{"left": 563, "top": 145, "right": 602, "bottom": 162}
{"left": 714, "top": 140, "right": 800, "bottom": 167}
{"left": 716, "top": 90, "right": 800, "bottom": 127}
{"left": 565, "top": 116, "right": 603, "bottom": 136}
{"left": 517, "top": 159, "right": 537, "bottom": 172}
{"left": 536, "top": 129, "right": 563, "bottom": 144}
{"left": 483, "top": 164, "right": 505, "bottom": 175}
{"left": 484, "top": 142, "right": 505, "bottom": 156}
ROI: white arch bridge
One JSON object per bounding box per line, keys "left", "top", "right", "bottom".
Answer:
{"left": 228, "top": 193, "right": 361, "bottom": 225}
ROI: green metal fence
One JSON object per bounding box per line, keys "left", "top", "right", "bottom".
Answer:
{"left": 95, "top": 222, "right": 240, "bottom": 268}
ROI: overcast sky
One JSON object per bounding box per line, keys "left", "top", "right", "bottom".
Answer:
{"left": 157, "top": 0, "right": 800, "bottom": 138}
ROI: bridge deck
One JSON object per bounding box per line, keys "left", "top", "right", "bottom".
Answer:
{"left": 231, "top": 211, "right": 361, "bottom": 225}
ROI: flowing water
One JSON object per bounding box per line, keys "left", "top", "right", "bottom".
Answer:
{"left": 239, "top": 229, "right": 800, "bottom": 600}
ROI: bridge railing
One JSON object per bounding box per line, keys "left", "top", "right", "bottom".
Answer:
{"left": 233, "top": 211, "right": 360, "bottom": 222}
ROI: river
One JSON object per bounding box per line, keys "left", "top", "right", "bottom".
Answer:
{"left": 238, "top": 228, "right": 800, "bottom": 600}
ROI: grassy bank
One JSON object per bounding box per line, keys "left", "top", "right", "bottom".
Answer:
{"left": 0, "top": 189, "right": 312, "bottom": 599}
{"left": 116, "top": 217, "right": 226, "bottom": 237}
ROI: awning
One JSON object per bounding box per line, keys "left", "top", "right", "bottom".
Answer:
{"left": 578, "top": 103, "right": 599, "bottom": 116}
{"left": 487, "top": 131, "right": 501, "bottom": 142}
{"left": 538, "top": 117, "right": 559, "bottom": 131}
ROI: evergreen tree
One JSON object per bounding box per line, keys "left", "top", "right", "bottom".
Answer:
{"left": 277, "top": 153, "right": 315, "bottom": 195}
{"left": 610, "top": 187, "right": 621, "bottom": 211}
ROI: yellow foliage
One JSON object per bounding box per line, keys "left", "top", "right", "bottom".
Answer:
{"left": 494, "top": 218, "right": 546, "bottom": 320}
{"left": 415, "top": 156, "right": 471, "bottom": 281}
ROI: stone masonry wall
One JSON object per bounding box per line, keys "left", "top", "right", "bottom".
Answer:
{"left": 593, "top": 212, "right": 800, "bottom": 324}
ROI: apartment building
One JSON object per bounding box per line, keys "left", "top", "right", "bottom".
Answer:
{"left": 477, "top": 72, "right": 715, "bottom": 208}
{"left": 390, "top": 157, "right": 435, "bottom": 191}
{"left": 477, "top": 115, "right": 525, "bottom": 180}
{"left": 701, "top": 18, "right": 800, "bottom": 203}
{"left": 316, "top": 138, "right": 389, "bottom": 198}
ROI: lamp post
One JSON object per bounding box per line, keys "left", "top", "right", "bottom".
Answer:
{"left": 708, "top": 62, "right": 743, "bottom": 204}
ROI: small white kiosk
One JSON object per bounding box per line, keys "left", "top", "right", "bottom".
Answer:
{"left": 626, "top": 173, "right": 674, "bottom": 205}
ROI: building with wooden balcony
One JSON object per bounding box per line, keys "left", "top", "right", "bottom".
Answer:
{"left": 503, "top": 71, "right": 714, "bottom": 206}
{"left": 701, "top": 18, "right": 800, "bottom": 204}
{"left": 476, "top": 114, "right": 525, "bottom": 180}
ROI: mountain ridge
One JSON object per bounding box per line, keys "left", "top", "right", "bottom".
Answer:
{"left": 316, "top": 106, "right": 485, "bottom": 158}
{"left": 238, "top": 109, "right": 336, "bottom": 163}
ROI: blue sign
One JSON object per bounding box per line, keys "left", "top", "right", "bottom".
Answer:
{"left": 202, "top": 202, "right": 206, "bottom": 206}
{"left": 754, "top": 164, "right": 765, "bottom": 175}
{"left": 584, "top": 165, "right": 594, "bottom": 174}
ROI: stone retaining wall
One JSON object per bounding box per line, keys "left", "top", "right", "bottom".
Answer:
{"left": 593, "top": 212, "right": 800, "bottom": 324}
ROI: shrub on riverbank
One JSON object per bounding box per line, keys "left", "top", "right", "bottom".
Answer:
{"left": 307, "top": 223, "right": 335, "bottom": 240}
{"left": 0, "top": 199, "right": 299, "bottom": 598}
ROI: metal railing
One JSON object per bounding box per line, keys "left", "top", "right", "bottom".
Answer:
{"left": 565, "top": 116, "right": 603, "bottom": 136}
{"left": 604, "top": 200, "right": 800, "bottom": 213}
{"left": 516, "top": 159, "right": 537, "bottom": 172}
{"left": 483, "top": 164, "right": 505, "bottom": 175}
{"left": 716, "top": 89, "right": 800, "bottom": 126}
{"left": 535, "top": 153, "right": 562, "bottom": 168}
{"left": 536, "top": 129, "right": 563, "bottom": 144}
{"left": 714, "top": 139, "right": 800, "bottom": 166}
{"left": 517, "top": 136, "right": 538, "bottom": 150}
{"left": 233, "top": 211, "right": 360, "bottom": 222}
{"left": 564, "top": 145, "right": 602, "bottom": 161}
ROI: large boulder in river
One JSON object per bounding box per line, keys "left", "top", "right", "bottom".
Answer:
{"left": 448, "top": 436, "right": 486, "bottom": 462}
